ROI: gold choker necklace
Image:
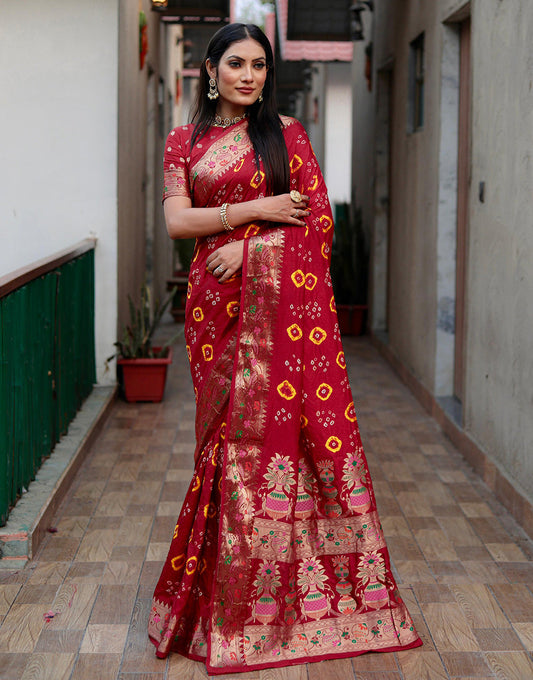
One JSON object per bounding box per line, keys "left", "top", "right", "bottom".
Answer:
{"left": 212, "top": 113, "right": 247, "bottom": 128}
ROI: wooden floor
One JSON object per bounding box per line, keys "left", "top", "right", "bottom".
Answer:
{"left": 1, "top": 337, "right": 532, "bottom": 680}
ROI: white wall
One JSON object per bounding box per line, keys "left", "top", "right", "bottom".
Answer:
{"left": 306, "top": 63, "right": 326, "bottom": 169}
{"left": 351, "top": 14, "right": 376, "bottom": 242}
{"left": 356, "top": 0, "right": 533, "bottom": 506}
{"left": 324, "top": 63, "right": 352, "bottom": 207}
{"left": 466, "top": 0, "right": 533, "bottom": 500}
{"left": 0, "top": 0, "right": 119, "bottom": 384}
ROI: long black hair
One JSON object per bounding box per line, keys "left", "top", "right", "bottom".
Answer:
{"left": 190, "top": 23, "right": 290, "bottom": 196}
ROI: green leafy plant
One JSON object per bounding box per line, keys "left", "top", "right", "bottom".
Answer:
{"left": 109, "top": 282, "right": 181, "bottom": 360}
{"left": 330, "top": 203, "right": 368, "bottom": 305}
{"left": 174, "top": 238, "right": 196, "bottom": 274}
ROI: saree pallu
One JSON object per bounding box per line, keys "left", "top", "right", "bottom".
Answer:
{"left": 149, "top": 117, "right": 422, "bottom": 673}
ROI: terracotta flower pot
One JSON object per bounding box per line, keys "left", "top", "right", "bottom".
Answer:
{"left": 336, "top": 304, "right": 368, "bottom": 336}
{"left": 117, "top": 347, "right": 173, "bottom": 403}
{"left": 167, "top": 274, "right": 189, "bottom": 323}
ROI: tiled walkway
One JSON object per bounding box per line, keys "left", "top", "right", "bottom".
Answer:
{"left": 1, "top": 336, "right": 532, "bottom": 680}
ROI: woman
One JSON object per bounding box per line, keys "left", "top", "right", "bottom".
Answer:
{"left": 148, "top": 22, "right": 421, "bottom": 674}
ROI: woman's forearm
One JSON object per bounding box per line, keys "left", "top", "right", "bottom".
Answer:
{"left": 165, "top": 199, "right": 263, "bottom": 240}
{"left": 164, "top": 193, "right": 309, "bottom": 240}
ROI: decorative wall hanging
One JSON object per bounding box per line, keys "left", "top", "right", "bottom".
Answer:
{"left": 139, "top": 10, "right": 148, "bottom": 69}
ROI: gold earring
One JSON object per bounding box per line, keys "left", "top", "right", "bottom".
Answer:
{"left": 258, "top": 91, "right": 263, "bottom": 103}
{"left": 208, "top": 78, "right": 219, "bottom": 100}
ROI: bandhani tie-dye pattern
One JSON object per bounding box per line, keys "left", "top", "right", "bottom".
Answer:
{"left": 148, "top": 117, "right": 422, "bottom": 673}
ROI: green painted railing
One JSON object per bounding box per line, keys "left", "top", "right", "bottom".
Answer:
{"left": 0, "top": 240, "right": 96, "bottom": 526}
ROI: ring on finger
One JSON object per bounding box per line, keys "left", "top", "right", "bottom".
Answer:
{"left": 290, "top": 189, "right": 302, "bottom": 203}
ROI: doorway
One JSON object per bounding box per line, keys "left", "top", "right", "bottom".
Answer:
{"left": 435, "top": 10, "right": 471, "bottom": 425}
{"left": 372, "top": 66, "right": 394, "bottom": 337}
{"left": 454, "top": 17, "right": 471, "bottom": 402}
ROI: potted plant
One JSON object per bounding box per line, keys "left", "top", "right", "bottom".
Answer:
{"left": 330, "top": 203, "right": 368, "bottom": 336}
{"left": 110, "top": 282, "right": 182, "bottom": 402}
{"left": 167, "top": 238, "right": 196, "bottom": 322}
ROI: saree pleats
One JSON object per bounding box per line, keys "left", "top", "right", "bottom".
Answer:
{"left": 150, "top": 340, "right": 234, "bottom": 658}
{"left": 149, "top": 117, "right": 422, "bottom": 673}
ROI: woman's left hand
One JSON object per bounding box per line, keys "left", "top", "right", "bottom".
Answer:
{"left": 206, "top": 240, "right": 244, "bottom": 283}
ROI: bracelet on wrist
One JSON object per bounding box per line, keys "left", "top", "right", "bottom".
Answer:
{"left": 220, "top": 203, "right": 234, "bottom": 232}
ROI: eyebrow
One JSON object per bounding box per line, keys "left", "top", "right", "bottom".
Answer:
{"left": 225, "top": 54, "right": 266, "bottom": 62}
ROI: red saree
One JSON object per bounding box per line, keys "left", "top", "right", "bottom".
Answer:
{"left": 148, "top": 116, "right": 422, "bottom": 673}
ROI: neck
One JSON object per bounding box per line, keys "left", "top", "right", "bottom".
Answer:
{"left": 216, "top": 105, "right": 246, "bottom": 119}
{"left": 212, "top": 110, "right": 248, "bottom": 128}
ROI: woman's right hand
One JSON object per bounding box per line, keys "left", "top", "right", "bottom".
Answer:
{"left": 257, "top": 193, "right": 310, "bottom": 227}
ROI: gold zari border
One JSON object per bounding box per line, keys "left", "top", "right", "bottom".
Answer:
{"left": 251, "top": 512, "right": 385, "bottom": 562}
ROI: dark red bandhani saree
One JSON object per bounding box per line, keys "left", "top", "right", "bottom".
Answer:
{"left": 148, "top": 116, "right": 421, "bottom": 673}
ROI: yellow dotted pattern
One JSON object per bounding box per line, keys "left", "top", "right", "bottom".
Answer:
{"left": 316, "top": 383, "right": 333, "bottom": 401}
{"left": 250, "top": 170, "right": 265, "bottom": 188}
{"left": 287, "top": 323, "right": 303, "bottom": 341}
{"left": 290, "top": 154, "right": 303, "bottom": 173}
{"left": 325, "top": 436, "right": 342, "bottom": 452}
{"left": 277, "top": 380, "right": 297, "bottom": 400}
{"left": 345, "top": 402, "right": 357, "bottom": 422}
{"left": 309, "top": 327, "right": 327, "bottom": 345}
{"left": 202, "top": 344, "right": 214, "bottom": 361}
{"left": 291, "top": 270, "right": 306, "bottom": 287}
{"left": 227, "top": 301, "right": 240, "bottom": 317}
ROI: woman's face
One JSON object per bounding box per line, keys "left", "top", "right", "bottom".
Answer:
{"left": 207, "top": 38, "right": 268, "bottom": 117}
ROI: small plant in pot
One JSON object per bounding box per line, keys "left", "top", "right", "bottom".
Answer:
{"left": 167, "top": 238, "right": 196, "bottom": 322}
{"left": 330, "top": 203, "right": 368, "bottom": 336}
{"left": 109, "top": 282, "right": 182, "bottom": 402}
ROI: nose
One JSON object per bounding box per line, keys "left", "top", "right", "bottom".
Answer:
{"left": 241, "top": 65, "right": 253, "bottom": 82}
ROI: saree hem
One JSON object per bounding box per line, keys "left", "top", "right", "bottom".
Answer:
{"left": 205, "top": 639, "right": 424, "bottom": 675}
{"left": 149, "top": 633, "right": 423, "bottom": 673}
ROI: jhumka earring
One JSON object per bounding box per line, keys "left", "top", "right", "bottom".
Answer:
{"left": 208, "top": 78, "right": 219, "bottom": 100}
{"left": 258, "top": 91, "right": 264, "bottom": 103}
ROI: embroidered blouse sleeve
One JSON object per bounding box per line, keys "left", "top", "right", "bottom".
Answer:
{"left": 163, "top": 127, "right": 192, "bottom": 202}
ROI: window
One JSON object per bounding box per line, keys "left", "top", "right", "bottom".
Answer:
{"left": 408, "top": 33, "right": 425, "bottom": 132}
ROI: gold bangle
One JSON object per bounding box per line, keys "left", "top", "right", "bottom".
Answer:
{"left": 220, "top": 203, "right": 233, "bottom": 232}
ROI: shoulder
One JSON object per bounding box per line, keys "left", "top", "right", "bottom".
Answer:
{"left": 165, "top": 124, "right": 194, "bottom": 149}
{"left": 280, "top": 116, "right": 309, "bottom": 141}
{"left": 279, "top": 115, "right": 305, "bottom": 132}
{"left": 279, "top": 116, "right": 313, "bottom": 157}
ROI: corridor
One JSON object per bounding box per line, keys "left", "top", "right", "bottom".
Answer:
{"left": 0, "top": 337, "right": 532, "bottom": 680}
